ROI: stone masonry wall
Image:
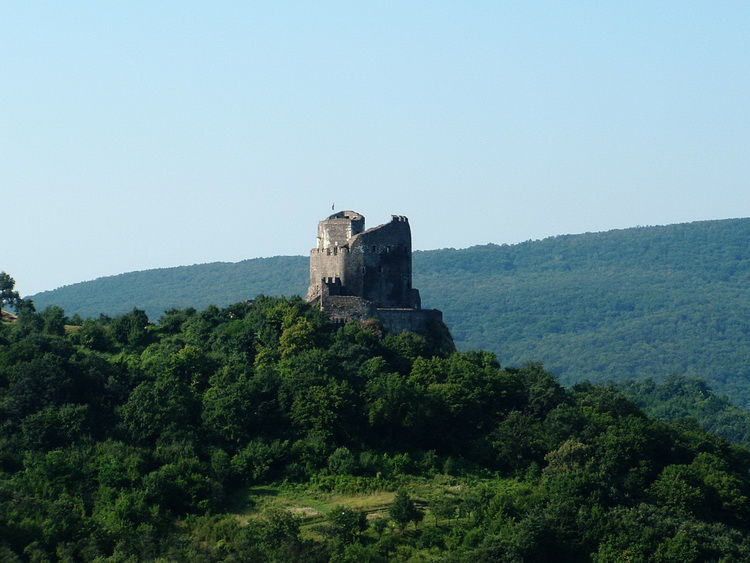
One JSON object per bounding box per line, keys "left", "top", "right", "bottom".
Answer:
{"left": 306, "top": 210, "right": 453, "bottom": 348}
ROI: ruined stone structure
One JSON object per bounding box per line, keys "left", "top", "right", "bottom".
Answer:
{"left": 306, "top": 211, "right": 453, "bottom": 347}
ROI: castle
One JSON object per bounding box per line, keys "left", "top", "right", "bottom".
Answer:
{"left": 306, "top": 210, "right": 453, "bottom": 346}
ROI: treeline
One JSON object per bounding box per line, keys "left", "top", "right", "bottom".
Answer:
{"left": 30, "top": 217, "right": 750, "bottom": 407}
{"left": 3, "top": 298, "right": 750, "bottom": 560}
{"left": 30, "top": 256, "right": 308, "bottom": 321}
{"left": 618, "top": 374, "right": 750, "bottom": 449}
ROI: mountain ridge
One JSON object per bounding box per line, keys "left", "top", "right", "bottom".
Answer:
{"left": 30, "top": 217, "right": 750, "bottom": 406}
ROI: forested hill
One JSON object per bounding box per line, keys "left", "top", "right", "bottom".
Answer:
{"left": 4, "top": 297, "right": 750, "bottom": 560}
{"left": 418, "top": 218, "right": 750, "bottom": 406}
{"left": 617, "top": 374, "right": 750, "bottom": 449}
{"left": 31, "top": 217, "right": 750, "bottom": 406}
{"left": 30, "top": 255, "right": 309, "bottom": 321}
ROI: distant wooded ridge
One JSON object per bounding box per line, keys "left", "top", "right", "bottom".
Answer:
{"left": 31, "top": 217, "right": 750, "bottom": 407}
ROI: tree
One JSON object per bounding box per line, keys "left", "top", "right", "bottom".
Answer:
{"left": 389, "top": 490, "right": 422, "bottom": 531}
{"left": 430, "top": 494, "right": 457, "bottom": 525}
{"left": 327, "top": 447, "right": 357, "bottom": 475}
{"left": 260, "top": 509, "right": 301, "bottom": 547}
{"left": 111, "top": 308, "right": 151, "bottom": 347}
{"left": 0, "top": 272, "right": 22, "bottom": 312}
{"left": 40, "top": 306, "right": 67, "bottom": 336}
{"left": 371, "top": 517, "right": 389, "bottom": 538}
{"left": 290, "top": 382, "right": 349, "bottom": 440}
{"left": 327, "top": 506, "right": 367, "bottom": 543}
{"left": 72, "top": 319, "right": 113, "bottom": 351}
{"left": 120, "top": 373, "right": 199, "bottom": 444}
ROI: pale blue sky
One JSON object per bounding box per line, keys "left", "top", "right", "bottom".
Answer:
{"left": 3, "top": 2, "right": 749, "bottom": 295}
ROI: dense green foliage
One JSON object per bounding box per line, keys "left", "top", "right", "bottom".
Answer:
{"left": 0, "top": 272, "right": 23, "bottom": 311}
{"left": 618, "top": 374, "right": 750, "bottom": 449}
{"left": 417, "top": 218, "right": 750, "bottom": 406}
{"left": 3, "top": 298, "right": 750, "bottom": 561}
{"left": 30, "top": 218, "right": 750, "bottom": 406}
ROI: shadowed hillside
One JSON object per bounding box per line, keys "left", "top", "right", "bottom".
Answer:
{"left": 31, "top": 218, "right": 750, "bottom": 406}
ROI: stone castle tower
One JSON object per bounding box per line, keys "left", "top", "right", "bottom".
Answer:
{"left": 306, "top": 210, "right": 453, "bottom": 346}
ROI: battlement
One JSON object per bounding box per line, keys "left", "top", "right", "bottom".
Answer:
{"left": 316, "top": 210, "right": 365, "bottom": 250}
{"left": 311, "top": 246, "right": 351, "bottom": 256}
{"left": 329, "top": 210, "right": 365, "bottom": 222}
{"left": 307, "top": 210, "right": 415, "bottom": 308}
{"left": 305, "top": 210, "right": 453, "bottom": 348}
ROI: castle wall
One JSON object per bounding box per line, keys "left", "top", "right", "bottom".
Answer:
{"left": 320, "top": 295, "right": 374, "bottom": 322}
{"left": 375, "top": 308, "right": 443, "bottom": 335}
{"left": 307, "top": 211, "right": 365, "bottom": 300}
{"left": 317, "top": 211, "right": 364, "bottom": 249}
{"left": 347, "top": 215, "right": 415, "bottom": 308}
{"left": 309, "top": 246, "right": 349, "bottom": 298}
{"left": 305, "top": 210, "right": 453, "bottom": 349}
{"left": 307, "top": 212, "right": 416, "bottom": 308}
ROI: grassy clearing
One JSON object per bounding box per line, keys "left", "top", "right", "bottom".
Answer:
{"left": 225, "top": 473, "right": 512, "bottom": 537}
{"left": 231, "top": 483, "right": 396, "bottom": 527}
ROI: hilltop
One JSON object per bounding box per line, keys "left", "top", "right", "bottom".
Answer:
{"left": 30, "top": 217, "right": 750, "bottom": 406}
{"left": 3, "top": 296, "right": 750, "bottom": 561}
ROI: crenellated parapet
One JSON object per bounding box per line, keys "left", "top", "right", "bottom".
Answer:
{"left": 305, "top": 210, "right": 453, "bottom": 348}
{"left": 307, "top": 211, "right": 415, "bottom": 307}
